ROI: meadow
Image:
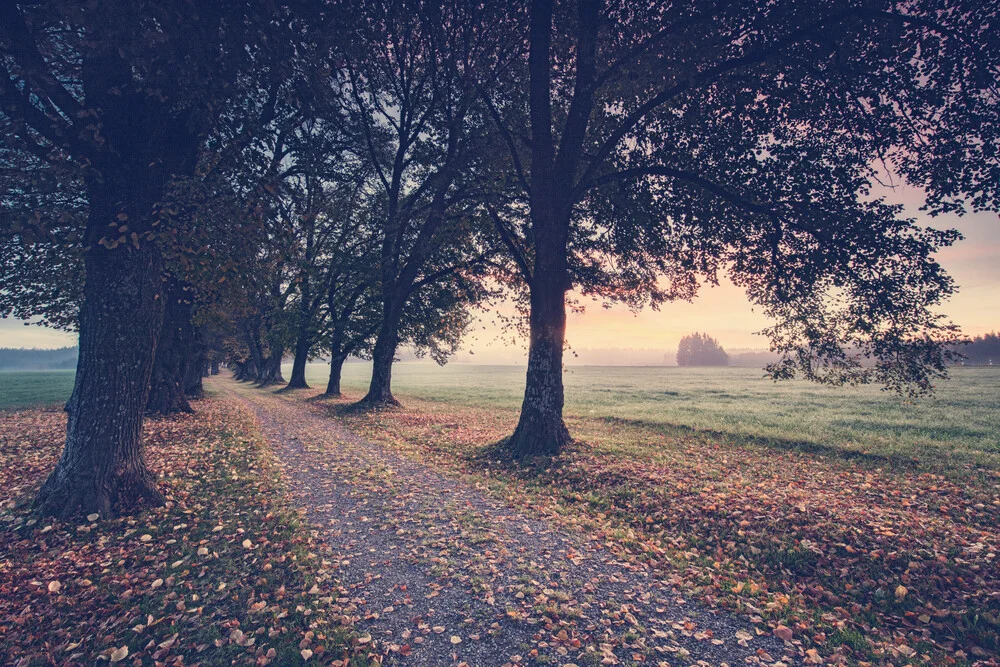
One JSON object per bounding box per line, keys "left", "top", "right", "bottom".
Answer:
{"left": 4, "top": 363, "right": 1000, "bottom": 662}
{"left": 0, "top": 370, "right": 75, "bottom": 410}
{"left": 300, "top": 362, "right": 1000, "bottom": 474}
{"left": 4, "top": 363, "right": 998, "bottom": 473}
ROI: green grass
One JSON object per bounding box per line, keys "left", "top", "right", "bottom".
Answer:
{"left": 6, "top": 363, "right": 998, "bottom": 474}
{"left": 0, "top": 370, "right": 75, "bottom": 410}
{"left": 301, "top": 362, "right": 1000, "bottom": 473}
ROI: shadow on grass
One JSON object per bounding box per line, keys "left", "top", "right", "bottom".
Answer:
{"left": 310, "top": 394, "right": 403, "bottom": 417}
{"left": 596, "top": 414, "right": 918, "bottom": 469}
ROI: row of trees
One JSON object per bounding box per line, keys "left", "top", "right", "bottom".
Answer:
{"left": 955, "top": 333, "right": 1000, "bottom": 366}
{"left": 1, "top": 0, "right": 997, "bottom": 517}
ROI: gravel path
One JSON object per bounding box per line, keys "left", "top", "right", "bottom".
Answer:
{"left": 217, "top": 378, "right": 789, "bottom": 667}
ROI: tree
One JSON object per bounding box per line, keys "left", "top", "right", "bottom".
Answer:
{"left": 0, "top": 0, "right": 314, "bottom": 516}
{"left": 956, "top": 332, "right": 1000, "bottom": 366}
{"left": 279, "top": 114, "right": 364, "bottom": 390}
{"left": 483, "top": 0, "right": 999, "bottom": 457}
{"left": 343, "top": 0, "right": 513, "bottom": 406}
{"left": 676, "top": 333, "right": 728, "bottom": 367}
{"left": 314, "top": 191, "right": 382, "bottom": 397}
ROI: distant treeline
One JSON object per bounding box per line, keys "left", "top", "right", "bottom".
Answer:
{"left": 954, "top": 333, "right": 999, "bottom": 366}
{"left": 0, "top": 347, "right": 78, "bottom": 370}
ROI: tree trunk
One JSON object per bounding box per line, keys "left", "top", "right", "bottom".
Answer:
{"left": 286, "top": 328, "right": 311, "bottom": 389}
{"left": 360, "top": 308, "right": 401, "bottom": 406}
{"left": 507, "top": 258, "right": 572, "bottom": 457}
{"left": 256, "top": 349, "right": 285, "bottom": 387}
{"left": 210, "top": 359, "right": 220, "bottom": 375}
{"left": 145, "top": 280, "right": 194, "bottom": 416}
{"left": 34, "top": 186, "right": 166, "bottom": 517}
{"left": 325, "top": 354, "right": 347, "bottom": 396}
{"left": 233, "top": 358, "right": 255, "bottom": 381}
{"left": 184, "top": 353, "right": 205, "bottom": 398}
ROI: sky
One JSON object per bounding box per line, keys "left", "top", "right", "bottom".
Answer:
{"left": 460, "top": 187, "right": 1000, "bottom": 363}
{"left": 2, "top": 186, "right": 997, "bottom": 358}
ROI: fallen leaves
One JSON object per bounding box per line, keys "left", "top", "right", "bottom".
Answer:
{"left": 0, "top": 400, "right": 371, "bottom": 665}
{"left": 332, "top": 389, "right": 1000, "bottom": 665}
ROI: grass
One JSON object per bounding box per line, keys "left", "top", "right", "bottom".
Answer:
{"left": 6, "top": 363, "right": 999, "bottom": 663}
{"left": 9, "top": 364, "right": 997, "bottom": 475}
{"left": 0, "top": 370, "right": 75, "bottom": 410}
{"left": 302, "top": 363, "right": 1000, "bottom": 476}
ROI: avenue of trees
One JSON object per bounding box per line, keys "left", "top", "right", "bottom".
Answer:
{"left": 1, "top": 0, "right": 998, "bottom": 516}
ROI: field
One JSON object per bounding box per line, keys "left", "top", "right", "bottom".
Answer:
{"left": 4, "top": 364, "right": 998, "bottom": 473}
{"left": 0, "top": 370, "right": 75, "bottom": 410}
{"left": 301, "top": 363, "right": 1000, "bottom": 475}
{"left": 4, "top": 364, "right": 999, "bottom": 663}
{"left": 293, "top": 363, "right": 1000, "bottom": 662}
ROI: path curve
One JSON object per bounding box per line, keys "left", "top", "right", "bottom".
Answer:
{"left": 216, "top": 377, "right": 787, "bottom": 667}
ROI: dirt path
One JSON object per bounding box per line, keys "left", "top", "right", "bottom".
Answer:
{"left": 216, "top": 377, "right": 787, "bottom": 667}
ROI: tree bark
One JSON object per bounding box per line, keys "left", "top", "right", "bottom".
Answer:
{"left": 360, "top": 304, "right": 401, "bottom": 406}
{"left": 145, "top": 280, "right": 194, "bottom": 415}
{"left": 256, "top": 349, "right": 285, "bottom": 387}
{"left": 184, "top": 353, "right": 205, "bottom": 397}
{"left": 286, "top": 327, "right": 311, "bottom": 388}
{"left": 325, "top": 354, "right": 347, "bottom": 396}
{"left": 506, "top": 225, "right": 572, "bottom": 457}
{"left": 504, "top": 0, "right": 598, "bottom": 458}
{"left": 233, "top": 358, "right": 255, "bottom": 381}
{"left": 34, "top": 182, "right": 166, "bottom": 517}
{"left": 210, "top": 359, "right": 220, "bottom": 375}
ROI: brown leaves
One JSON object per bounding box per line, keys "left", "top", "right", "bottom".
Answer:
{"left": 336, "top": 391, "right": 1000, "bottom": 665}
{"left": 0, "top": 401, "right": 371, "bottom": 665}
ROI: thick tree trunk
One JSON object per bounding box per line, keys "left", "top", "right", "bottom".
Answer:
{"left": 256, "top": 349, "right": 285, "bottom": 387}
{"left": 145, "top": 280, "right": 194, "bottom": 416}
{"left": 360, "top": 310, "right": 401, "bottom": 406}
{"left": 184, "top": 353, "right": 204, "bottom": 398}
{"left": 233, "top": 359, "right": 254, "bottom": 381}
{"left": 507, "top": 172, "right": 573, "bottom": 457}
{"left": 325, "top": 354, "right": 347, "bottom": 396}
{"left": 286, "top": 328, "right": 311, "bottom": 389}
{"left": 34, "top": 187, "right": 166, "bottom": 517}
{"left": 507, "top": 260, "right": 572, "bottom": 458}
{"left": 210, "top": 359, "right": 220, "bottom": 375}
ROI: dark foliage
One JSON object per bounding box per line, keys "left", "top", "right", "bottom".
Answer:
{"left": 676, "top": 333, "right": 729, "bottom": 367}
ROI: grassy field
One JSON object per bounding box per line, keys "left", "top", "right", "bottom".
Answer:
{"left": 0, "top": 370, "right": 75, "bottom": 410}
{"left": 303, "top": 362, "right": 1000, "bottom": 474}
{"left": 299, "top": 363, "right": 1000, "bottom": 662}
{"left": 4, "top": 364, "right": 998, "bottom": 661}
{"left": 5, "top": 363, "right": 997, "bottom": 472}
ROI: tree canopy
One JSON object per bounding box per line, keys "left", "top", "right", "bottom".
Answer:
{"left": 676, "top": 333, "right": 729, "bottom": 367}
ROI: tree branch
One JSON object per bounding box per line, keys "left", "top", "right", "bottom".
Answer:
{"left": 484, "top": 201, "right": 532, "bottom": 286}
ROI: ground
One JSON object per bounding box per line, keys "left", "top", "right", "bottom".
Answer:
{"left": 0, "top": 397, "right": 372, "bottom": 666}
{"left": 221, "top": 379, "right": 785, "bottom": 667}
{"left": 0, "top": 366, "right": 998, "bottom": 666}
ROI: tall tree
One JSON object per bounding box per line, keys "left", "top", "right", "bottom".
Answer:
{"left": 484, "top": 0, "right": 999, "bottom": 457}
{"left": 280, "top": 117, "right": 364, "bottom": 390}
{"left": 0, "top": 0, "right": 312, "bottom": 516}
{"left": 344, "top": 0, "right": 513, "bottom": 406}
